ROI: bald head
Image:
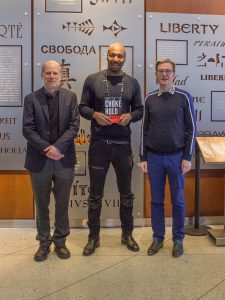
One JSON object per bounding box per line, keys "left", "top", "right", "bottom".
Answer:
{"left": 107, "top": 43, "right": 126, "bottom": 57}
{"left": 107, "top": 43, "right": 126, "bottom": 75}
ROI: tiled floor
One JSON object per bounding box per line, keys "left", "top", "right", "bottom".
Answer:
{"left": 0, "top": 226, "right": 225, "bottom": 300}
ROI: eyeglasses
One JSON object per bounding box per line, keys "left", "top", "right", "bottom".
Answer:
{"left": 157, "top": 69, "right": 174, "bottom": 75}
{"left": 108, "top": 53, "right": 125, "bottom": 60}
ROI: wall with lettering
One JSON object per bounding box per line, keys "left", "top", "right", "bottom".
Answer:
{"left": 0, "top": 0, "right": 31, "bottom": 169}
{"left": 147, "top": 13, "right": 225, "bottom": 149}
{"left": 0, "top": 0, "right": 144, "bottom": 222}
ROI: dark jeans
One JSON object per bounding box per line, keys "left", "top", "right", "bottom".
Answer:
{"left": 30, "top": 159, "right": 74, "bottom": 248}
{"left": 147, "top": 151, "right": 185, "bottom": 242}
{"left": 88, "top": 140, "right": 134, "bottom": 239}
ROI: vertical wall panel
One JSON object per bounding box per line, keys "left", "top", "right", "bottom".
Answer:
{"left": 145, "top": 0, "right": 225, "bottom": 218}
{"left": 33, "top": 0, "right": 145, "bottom": 223}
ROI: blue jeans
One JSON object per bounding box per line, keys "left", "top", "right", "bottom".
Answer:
{"left": 87, "top": 140, "right": 134, "bottom": 238}
{"left": 147, "top": 151, "right": 185, "bottom": 242}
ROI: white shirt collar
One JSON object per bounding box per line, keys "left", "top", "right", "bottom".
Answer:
{"left": 158, "top": 86, "right": 175, "bottom": 96}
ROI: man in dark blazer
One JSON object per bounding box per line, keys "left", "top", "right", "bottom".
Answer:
{"left": 23, "top": 60, "right": 80, "bottom": 261}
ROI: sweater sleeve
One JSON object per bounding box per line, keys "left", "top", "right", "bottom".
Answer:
{"left": 79, "top": 75, "right": 94, "bottom": 120}
{"left": 130, "top": 78, "right": 143, "bottom": 122}
{"left": 183, "top": 92, "right": 196, "bottom": 160}
{"left": 139, "top": 97, "right": 150, "bottom": 161}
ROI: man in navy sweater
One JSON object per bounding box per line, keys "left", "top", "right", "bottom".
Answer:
{"left": 79, "top": 43, "right": 143, "bottom": 256}
{"left": 140, "top": 58, "right": 196, "bottom": 258}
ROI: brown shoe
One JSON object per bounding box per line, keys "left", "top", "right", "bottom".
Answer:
{"left": 34, "top": 246, "right": 50, "bottom": 261}
{"left": 147, "top": 239, "right": 163, "bottom": 256}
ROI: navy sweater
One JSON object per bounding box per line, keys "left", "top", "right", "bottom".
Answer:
{"left": 140, "top": 88, "right": 196, "bottom": 161}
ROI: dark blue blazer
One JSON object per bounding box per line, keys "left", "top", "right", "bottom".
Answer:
{"left": 23, "top": 87, "right": 80, "bottom": 172}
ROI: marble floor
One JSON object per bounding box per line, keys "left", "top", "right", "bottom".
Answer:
{"left": 0, "top": 226, "right": 225, "bottom": 300}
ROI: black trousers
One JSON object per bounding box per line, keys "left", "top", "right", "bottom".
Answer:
{"left": 30, "top": 159, "right": 74, "bottom": 248}
{"left": 87, "top": 140, "right": 134, "bottom": 239}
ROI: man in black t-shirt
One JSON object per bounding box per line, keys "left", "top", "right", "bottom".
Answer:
{"left": 79, "top": 43, "right": 143, "bottom": 256}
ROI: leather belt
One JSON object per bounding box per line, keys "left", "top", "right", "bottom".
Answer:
{"left": 102, "top": 139, "right": 130, "bottom": 145}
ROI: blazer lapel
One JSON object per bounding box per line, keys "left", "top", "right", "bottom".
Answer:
{"left": 36, "top": 87, "right": 50, "bottom": 122}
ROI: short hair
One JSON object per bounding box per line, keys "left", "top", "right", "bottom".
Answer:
{"left": 155, "top": 58, "right": 176, "bottom": 72}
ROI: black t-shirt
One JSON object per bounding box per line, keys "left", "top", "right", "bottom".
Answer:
{"left": 46, "top": 92, "right": 59, "bottom": 144}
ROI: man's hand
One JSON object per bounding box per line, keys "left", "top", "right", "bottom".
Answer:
{"left": 118, "top": 113, "right": 132, "bottom": 126}
{"left": 138, "top": 161, "right": 148, "bottom": 173}
{"left": 93, "top": 112, "right": 112, "bottom": 126}
{"left": 182, "top": 159, "right": 191, "bottom": 174}
{"left": 44, "top": 145, "right": 64, "bottom": 161}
